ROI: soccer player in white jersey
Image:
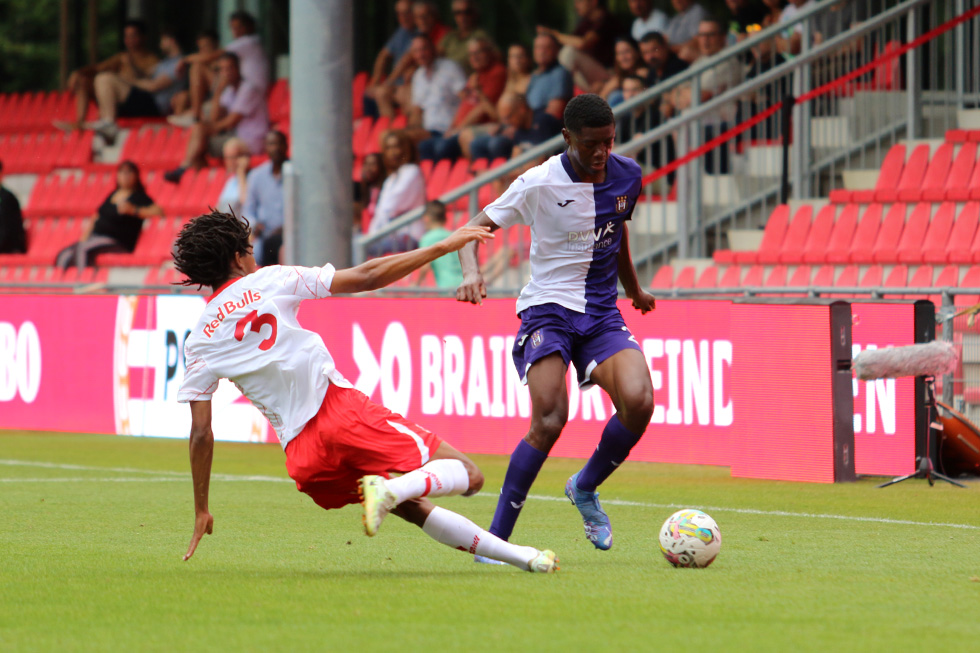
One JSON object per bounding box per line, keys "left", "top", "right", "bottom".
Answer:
{"left": 457, "top": 94, "right": 656, "bottom": 555}
{"left": 174, "top": 210, "right": 557, "bottom": 573}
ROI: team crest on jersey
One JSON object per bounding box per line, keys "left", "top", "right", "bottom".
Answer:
{"left": 616, "top": 195, "right": 629, "bottom": 213}
{"left": 530, "top": 329, "right": 544, "bottom": 348}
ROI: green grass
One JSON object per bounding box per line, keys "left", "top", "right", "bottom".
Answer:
{"left": 1, "top": 430, "right": 978, "bottom": 652}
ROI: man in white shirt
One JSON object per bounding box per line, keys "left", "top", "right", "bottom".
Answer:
{"left": 173, "top": 209, "right": 556, "bottom": 574}
{"left": 405, "top": 35, "right": 467, "bottom": 144}
{"left": 628, "top": 0, "right": 669, "bottom": 42}
{"left": 165, "top": 52, "right": 269, "bottom": 183}
{"left": 170, "top": 10, "right": 270, "bottom": 126}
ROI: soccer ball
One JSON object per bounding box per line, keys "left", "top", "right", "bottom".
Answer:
{"left": 658, "top": 509, "right": 722, "bottom": 568}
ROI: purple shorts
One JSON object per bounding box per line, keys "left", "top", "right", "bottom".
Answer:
{"left": 512, "top": 303, "right": 641, "bottom": 388}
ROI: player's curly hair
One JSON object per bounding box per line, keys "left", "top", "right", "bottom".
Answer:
{"left": 563, "top": 93, "right": 615, "bottom": 134}
{"left": 172, "top": 209, "right": 252, "bottom": 289}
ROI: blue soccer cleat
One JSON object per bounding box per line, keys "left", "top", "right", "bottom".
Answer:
{"left": 565, "top": 472, "right": 612, "bottom": 550}
{"left": 474, "top": 555, "right": 507, "bottom": 565}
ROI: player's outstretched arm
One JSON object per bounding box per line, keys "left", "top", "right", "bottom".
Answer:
{"left": 618, "top": 225, "right": 656, "bottom": 314}
{"left": 331, "top": 224, "right": 493, "bottom": 294}
{"left": 184, "top": 400, "right": 215, "bottom": 561}
{"left": 456, "top": 212, "right": 500, "bottom": 305}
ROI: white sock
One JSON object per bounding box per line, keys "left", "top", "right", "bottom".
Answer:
{"left": 385, "top": 459, "right": 470, "bottom": 504}
{"left": 421, "top": 506, "right": 539, "bottom": 570}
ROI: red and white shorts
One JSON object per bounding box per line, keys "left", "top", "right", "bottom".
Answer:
{"left": 284, "top": 384, "right": 443, "bottom": 510}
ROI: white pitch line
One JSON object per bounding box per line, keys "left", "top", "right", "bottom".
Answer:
{"left": 2, "top": 459, "right": 978, "bottom": 531}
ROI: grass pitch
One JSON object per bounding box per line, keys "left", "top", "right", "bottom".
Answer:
{"left": 1, "top": 431, "right": 979, "bottom": 652}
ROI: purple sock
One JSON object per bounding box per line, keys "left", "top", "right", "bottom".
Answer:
{"left": 488, "top": 439, "right": 548, "bottom": 541}
{"left": 575, "top": 415, "right": 644, "bottom": 493}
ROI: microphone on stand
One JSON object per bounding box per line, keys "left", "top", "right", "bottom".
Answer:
{"left": 852, "top": 341, "right": 966, "bottom": 489}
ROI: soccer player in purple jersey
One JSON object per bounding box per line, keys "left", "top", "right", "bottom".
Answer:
{"left": 456, "top": 94, "right": 656, "bottom": 554}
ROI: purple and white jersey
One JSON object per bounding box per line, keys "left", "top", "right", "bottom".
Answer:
{"left": 485, "top": 152, "right": 641, "bottom": 315}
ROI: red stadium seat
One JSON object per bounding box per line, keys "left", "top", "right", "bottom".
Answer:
{"left": 821, "top": 204, "right": 859, "bottom": 264}
{"left": 812, "top": 264, "right": 836, "bottom": 288}
{"left": 764, "top": 205, "right": 811, "bottom": 264}
{"left": 831, "top": 264, "right": 860, "bottom": 298}
{"left": 796, "top": 204, "right": 836, "bottom": 264}
{"left": 919, "top": 202, "right": 956, "bottom": 264}
{"left": 915, "top": 143, "right": 955, "bottom": 202}
{"left": 718, "top": 265, "right": 742, "bottom": 288}
{"left": 947, "top": 202, "right": 980, "bottom": 264}
{"left": 352, "top": 117, "right": 376, "bottom": 159}
{"left": 943, "top": 142, "right": 978, "bottom": 201}
{"left": 352, "top": 72, "right": 368, "bottom": 121}
{"left": 695, "top": 266, "right": 718, "bottom": 288}
{"left": 956, "top": 265, "right": 980, "bottom": 307}
{"left": 765, "top": 265, "right": 788, "bottom": 287}
{"left": 882, "top": 264, "right": 908, "bottom": 296}
{"left": 650, "top": 265, "right": 674, "bottom": 289}
{"left": 830, "top": 144, "right": 905, "bottom": 203}
{"left": 674, "top": 266, "right": 696, "bottom": 288}
{"left": 894, "top": 203, "right": 932, "bottom": 263}
{"left": 927, "top": 265, "right": 959, "bottom": 305}
{"left": 426, "top": 159, "right": 452, "bottom": 201}
{"left": 869, "top": 203, "right": 908, "bottom": 263}
{"left": 788, "top": 265, "right": 812, "bottom": 286}
{"left": 905, "top": 265, "right": 934, "bottom": 301}
{"left": 877, "top": 144, "right": 929, "bottom": 203}
{"left": 860, "top": 264, "right": 884, "bottom": 288}
{"left": 728, "top": 204, "right": 790, "bottom": 264}
{"left": 741, "top": 265, "right": 765, "bottom": 286}
{"left": 846, "top": 204, "right": 884, "bottom": 264}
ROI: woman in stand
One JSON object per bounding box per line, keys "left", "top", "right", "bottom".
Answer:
{"left": 599, "top": 37, "right": 649, "bottom": 106}
{"left": 354, "top": 152, "right": 387, "bottom": 235}
{"left": 367, "top": 130, "right": 425, "bottom": 256}
{"left": 214, "top": 137, "right": 251, "bottom": 216}
{"left": 55, "top": 160, "right": 163, "bottom": 269}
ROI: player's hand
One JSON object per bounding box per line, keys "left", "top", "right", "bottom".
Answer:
{"left": 456, "top": 273, "right": 488, "bottom": 305}
{"left": 443, "top": 225, "right": 493, "bottom": 252}
{"left": 630, "top": 290, "right": 656, "bottom": 315}
{"left": 183, "top": 510, "right": 213, "bottom": 561}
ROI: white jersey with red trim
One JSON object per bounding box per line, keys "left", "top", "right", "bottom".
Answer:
{"left": 177, "top": 265, "right": 352, "bottom": 449}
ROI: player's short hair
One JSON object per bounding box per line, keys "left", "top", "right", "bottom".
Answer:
{"left": 173, "top": 209, "right": 253, "bottom": 289}
{"left": 563, "top": 94, "right": 615, "bottom": 134}
{"left": 623, "top": 74, "right": 647, "bottom": 87}
{"left": 123, "top": 19, "right": 148, "bottom": 36}
{"left": 198, "top": 29, "right": 219, "bottom": 44}
{"left": 230, "top": 10, "right": 257, "bottom": 33}
{"left": 639, "top": 31, "right": 666, "bottom": 47}
{"left": 424, "top": 200, "right": 447, "bottom": 224}
{"left": 699, "top": 18, "right": 726, "bottom": 35}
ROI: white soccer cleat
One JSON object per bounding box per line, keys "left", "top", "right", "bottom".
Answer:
{"left": 358, "top": 475, "right": 396, "bottom": 537}
{"left": 526, "top": 549, "right": 559, "bottom": 573}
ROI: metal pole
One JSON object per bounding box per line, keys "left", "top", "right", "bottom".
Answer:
{"left": 59, "top": 0, "right": 69, "bottom": 88}
{"left": 906, "top": 6, "right": 919, "bottom": 140}
{"left": 290, "top": 0, "right": 353, "bottom": 268}
{"left": 780, "top": 94, "right": 795, "bottom": 204}
{"left": 941, "top": 292, "right": 954, "bottom": 405}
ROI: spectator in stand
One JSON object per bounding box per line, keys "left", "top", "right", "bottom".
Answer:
{"left": 762, "top": 0, "right": 785, "bottom": 27}
{"left": 599, "top": 37, "right": 650, "bottom": 106}
{"left": 215, "top": 137, "right": 251, "bottom": 217}
{"left": 663, "top": 18, "right": 744, "bottom": 173}
{"left": 538, "top": 0, "right": 623, "bottom": 93}
{"left": 776, "top": 0, "right": 810, "bottom": 55}
{"left": 367, "top": 0, "right": 418, "bottom": 91}
{"left": 470, "top": 93, "right": 562, "bottom": 160}
{"left": 368, "top": 130, "right": 426, "bottom": 256}
{"left": 170, "top": 10, "right": 269, "bottom": 126}
{"left": 55, "top": 19, "right": 159, "bottom": 132}
{"left": 79, "top": 29, "right": 186, "bottom": 144}
{"left": 455, "top": 43, "right": 534, "bottom": 160}
{"left": 354, "top": 153, "right": 387, "bottom": 235}
{"left": 440, "top": 0, "right": 496, "bottom": 74}
{"left": 629, "top": 0, "right": 669, "bottom": 42}
{"left": 665, "top": 0, "right": 710, "bottom": 62}
{"left": 0, "top": 159, "right": 26, "bottom": 255}
{"left": 403, "top": 36, "right": 467, "bottom": 147}
{"left": 640, "top": 31, "right": 689, "bottom": 87}
{"left": 415, "top": 200, "right": 465, "bottom": 288}
{"left": 375, "top": 0, "right": 453, "bottom": 119}
{"left": 524, "top": 33, "right": 574, "bottom": 121}
{"left": 170, "top": 30, "right": 219, "bottom": 116}
{"left": 244, "top": 130, "right": 288, "bottom": 266}
{"left": 725, "top": 0, "right": 768, "bottom": 41}
{"left": 418, "top": 36, "right": 507, "bottom": 161}
{"left": 55, "top": 161, "right": 163, "bottom": 269}
{"left": 164, "top": 52, "right": 269, "bottom": 183}
{"left": 743, "top": 38, "right": 790, "bottom": 138}
{"left": 616, "top": 75, "right": 650, "bottom": 142}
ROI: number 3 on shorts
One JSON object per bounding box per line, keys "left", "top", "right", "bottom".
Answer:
{"left": 235, "top": 310, "right": 278, "bottom": 351}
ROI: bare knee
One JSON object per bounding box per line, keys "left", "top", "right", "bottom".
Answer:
{"left": 392, "top": 497, "right": 433, "bottom": 527}
{"left": 619, "top": 383, "right": 654, "bottom": 432}
{"left": 527, "top": 409, "right": 568, "bottom": 452}
{"left": 463, "top": 460, "right": 484, "bottom": 495}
